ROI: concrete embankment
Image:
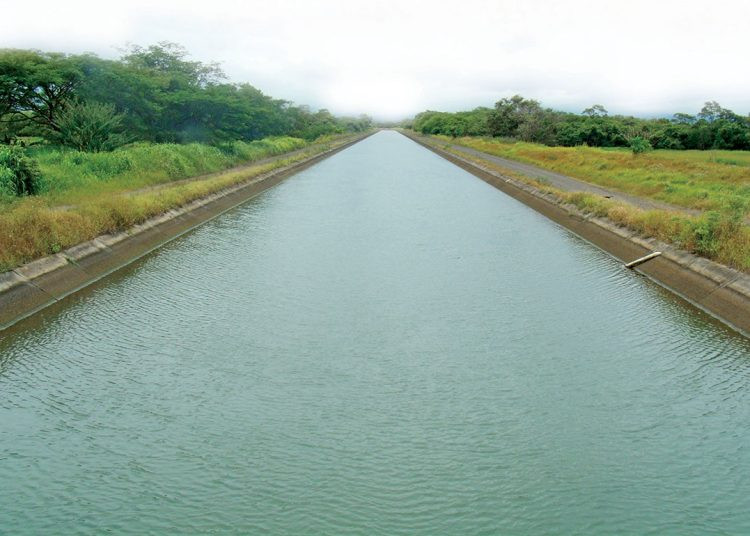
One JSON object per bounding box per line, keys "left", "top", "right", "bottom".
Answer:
{"left": 0, "top": 133, "right": 373, "bottom": 331}
{"left": 400, "top": 130, "right": 750, "bottom": 337}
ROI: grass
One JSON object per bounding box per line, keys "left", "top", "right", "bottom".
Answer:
{"left": 22, "top": 136, "right": 308, "bottom": 205}
{"left": 437, "top": 135, "right": 750, "bottom": 215}
{"left": 446, "top": 148, "right": 750, "bottom": 272}
{"left": 0, "top": 134, "right": 357, "bottom": 271}
{"left": 561, "top": 193, "right": 750, "bottom": 270}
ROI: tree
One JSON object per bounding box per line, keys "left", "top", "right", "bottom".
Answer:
{"left": 672, "top": 113, "right": 696, "bottom": 125}
{"left": 517, "top": 108, "right": 560, "bottom": 145}
{"left": 582, "top": 104, "right": 608, "bottom": 117}
{"left": 697, "top": 101, "right": 735, "bottom": 123}
{"left": 413, "top": 96, "right": 750, "bottom": 152}
{"left": 0, "top": 49, "right": 84, "bottom": 137}
{"left": 651, "top": 123, "right": 689, "bottom": 149}
{"left": 121, "top": 42, "right": 225, "bottom": 89}
{"left": 340, "top": 114, "right": 373, "bottom": 133}
{"left": 714, "top": 122, "right": 750, "bottom": 150}
{"left": 487, "top": 95, "right": 542, "bottom": 137}
{"left": 75, "top": 54, "right": 165, "bottom": 141}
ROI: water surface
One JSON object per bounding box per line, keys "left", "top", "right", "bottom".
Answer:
{"left": 1, "top": 131, "right": 749, "bottom": 534}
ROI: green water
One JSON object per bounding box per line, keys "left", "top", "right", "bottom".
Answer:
{"left": 1, "top": 131, "right": 748, "bottom": 534}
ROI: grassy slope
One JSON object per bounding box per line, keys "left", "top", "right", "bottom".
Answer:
{"left": 440, "top": 136, "right": 750, "bottom": 214}
{"left": 0, "top": 135, "right": 353, "bottom": 271}
{"left": 28, "top": 136, "right": 308, "bottom": 205}
{"left": 444, "top": 146, "right": 750, "bottom": 272}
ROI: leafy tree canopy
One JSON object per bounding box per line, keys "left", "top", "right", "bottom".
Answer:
{"left": 412, "top": 97, "right": 750, "bottom": 151}
{"left": 0, "top": 43, "right": 371, "bottom": 149}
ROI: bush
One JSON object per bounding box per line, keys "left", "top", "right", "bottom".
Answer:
{"left": 683, "top": 199, "right": 747, "bottom": 259}
{"left": 629, "top": 136, "right": 653, "bottom": 155}
{"left": 51, "top": 101, "right": 128, "bottom": 152}
{"left": 688, "top": 211, "right": 722, "bottom": 257}
{"left": 0, "top": 145, "right": 42, "bottom": 196}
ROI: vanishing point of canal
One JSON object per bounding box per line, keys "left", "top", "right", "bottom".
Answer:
{"left": 1, "top": 131, "right": 749, "bottom": 534}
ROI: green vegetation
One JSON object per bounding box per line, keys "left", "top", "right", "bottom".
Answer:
{"left": 0, "top": 43, "right": 372, "bottom": 270}
{"left": 629, "top": 136, "right": 652, "bottom": 155}
{"left": 0, "top": 42, "right": 371, "bottom": 200}
{"left": 0, "top": 145, "right": 40, "bottom": 196}
{"left": 565, "top": 193, "right": 750, "bottom": 271}
{"left": 412, "top": 98, "right": 750, "bottom": 268}
{"left": 0, "top": 135, "right": 354, "bottom": 271}
{"left": 441, "top": 145, "right": 750, "bottom": 272}
{"left": 438, "top": 136, "right": 750, "bottom": 214}
{"left": 50, "top": 101, "right": 128, "bottom": 152}
{"left": 412, "top": 96, "right": 750, "bottom": 150}
{"left": 27, "top": 136, "right": 307, "bottom": 203}
{"left": 0, "top": 43, "right": 372, "bottom": 148}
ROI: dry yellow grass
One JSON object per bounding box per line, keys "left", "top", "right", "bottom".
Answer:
{"left": 0, "top": 152, "right": 322, "bottom": 271}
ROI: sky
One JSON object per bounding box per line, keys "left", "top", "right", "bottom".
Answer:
{"left": 2, "top": 0, "right": 749, "bottom": 120}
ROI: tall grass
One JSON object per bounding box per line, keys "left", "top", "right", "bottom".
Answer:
{"left": 564, "top": 193, "right": 750, "bottom": 270}
{"left": 441, "top": 136, "right": 750, "bottom": 214}
{"left": 24, "top": 136, "right": 307, "bottom": 204}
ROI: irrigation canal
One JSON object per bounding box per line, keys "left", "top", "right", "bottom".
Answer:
{"left": 1, "top": 130, "right": 749, "bottom": 534}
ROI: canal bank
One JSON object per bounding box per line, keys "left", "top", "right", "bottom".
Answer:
{"left": 0, "top": 132, "right": 374, "bottom": 331}
{"left": 400, "top": 130, "right": 750, "bottom": 337}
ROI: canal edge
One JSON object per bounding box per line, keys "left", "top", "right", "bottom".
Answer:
{"left": 399, "top": 130, "right": 750, "bottom": 337}
{"left": 0, "top": 132, "right": 375, "bottom": 332}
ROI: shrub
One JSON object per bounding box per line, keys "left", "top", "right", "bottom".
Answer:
{"left": 683, "top": 200, "right": 747, "bottom": 259}
{"left": 629, "top": 136, "right": 653, "bottom": 155}
{"left": 0, "top": 145, "right": 42, "bottom": 196}
{"left": 51, "top": 101, "right": 129, "bottom": 152}
{"left": 688, "top": 211, "right": 722, "bottom": 257}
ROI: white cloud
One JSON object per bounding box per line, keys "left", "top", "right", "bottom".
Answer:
{"left": 1, "top": 0, "right": 749, "bottom": 119}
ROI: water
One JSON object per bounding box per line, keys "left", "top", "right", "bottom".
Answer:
{"left": 1, "top": 131, "right": 749, "bottom": 534}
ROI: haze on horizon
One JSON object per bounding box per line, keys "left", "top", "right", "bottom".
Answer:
{"left": 2, "top": 0, "right": 748, "bottom": 121}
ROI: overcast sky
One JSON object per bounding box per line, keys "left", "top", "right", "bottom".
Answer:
{"left": 2, "top": 0, "right": 749, "bottom": 120}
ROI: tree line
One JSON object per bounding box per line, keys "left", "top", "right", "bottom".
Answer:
{"left": 0, "top": 42, "right": 372, "bottom": 151}
{"left": 411, "top": 96, "right": 750, "bottom": 151}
